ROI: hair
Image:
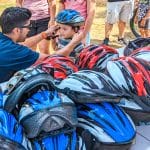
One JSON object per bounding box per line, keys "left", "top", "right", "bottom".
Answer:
{"left": 0, "top": 7, "right": 32, "bottom": 34}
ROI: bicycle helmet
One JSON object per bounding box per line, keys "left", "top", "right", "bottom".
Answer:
{"left": 106, "top": 57, "right": 150, "bottom": 97}
{"left": 130, "top": 46, "right": 150, "bottom": 62}
{"left": 124, "top": 37, "right": 150, "bottom": 56}
{"left": 55, "top": 70, "right": 124, "bottom": 103}
{"left": 77, "top": 103, "right": 136, "bottom": 150}
{"left": 75, "top": 44, "right": 119, "bottom": 71}
{"left": 38, "top": 55, "right": 78, "bottom": 84}
{"left": 56, "top": 9, "right": 85, "bottom": 27}
{"left": 0, "top": 109, "right": 32, "bottom": 150}
{"left": 119, "top": 98, "right": 150, "bottom": 125}
{"left": 2, "top": 67, "right": 55, "bottom": 113}
{"left": 32, "top": 131, "right": 86, "bottom": 150}
{"left": 19, "top": 90, "right": 78, "bottom": 139}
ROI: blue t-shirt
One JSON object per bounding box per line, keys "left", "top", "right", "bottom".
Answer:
{"left": 0, "top": 32, "right": 39, "bottom": 83}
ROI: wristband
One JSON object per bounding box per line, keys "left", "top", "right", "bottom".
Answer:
{"left": 41, "top": 32, "right": 48, "bottom": 39}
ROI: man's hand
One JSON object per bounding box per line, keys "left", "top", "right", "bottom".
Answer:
{"left": 45, "top": 25, "right": 60, "bottom": 37}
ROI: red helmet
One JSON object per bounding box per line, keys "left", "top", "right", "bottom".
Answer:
{"left": 39, "top": 55, "right": 78, "bottom": 83}
{"left": 130, "top": 46, "right": 150, "bottom": 62}
{"left": 118, "top": 57, "right": 150, "bottom": 96}
{"left": 76, "top": 44, "right": 119, "bottom": 71}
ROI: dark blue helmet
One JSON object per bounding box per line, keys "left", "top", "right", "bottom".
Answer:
{"left": 0, "top": 109, "right": 32, "bottom": 150}
{"left": 32, "top": 131, "right": 86, "bottom": 150}
{"left": 56, "top": 9, "right": 85, "bottom": 26}
{"left": 77, "top": 103, "right": 136, "bottom": 150}
{"left": 19, "top": 90, "right": 78, "bottom": 139}
{"left": 124, "top": 37, "right": 150, "bottom": 56}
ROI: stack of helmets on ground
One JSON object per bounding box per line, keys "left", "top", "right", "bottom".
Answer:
{"left": 106, "top": 56, "right": 150, "bottom": 124}
{"left": 118, "top": 46, "right": 150, "bottom": 125}
{"left": 55, "top": 69, "right": 136, "bottom": 150}
{"left": 75, "top": 44, "right": 119, "bottom": 72}
{"left": 123, "top": 37, "right": 150, "bottom": 56}
{"left": 38, "top": 55, "right": 78, "bottom": 84}
{"left": 1, "top": 66, "right": 83, "bottom": 150}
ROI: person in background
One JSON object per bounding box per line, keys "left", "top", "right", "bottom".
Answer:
{"left": 58, "top": 0, "right": 96, "bottom": 46}
{"left": 16, "top": 0, "right": 56, "bottom": 54}
{"left": 52, "top": 9, "right": 85, "bottom": 59}
{"left": 0, "top": 7, "right": 83, "bottom": 83}
{"left": 103, "top": 0, "right": 133, "bottom": 46}
{"left": 136, "top": 0, "right": 150, "bottom": 37}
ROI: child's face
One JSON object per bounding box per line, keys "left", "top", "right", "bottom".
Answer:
{"left": 57, "top": 23, "right": 76, "bottom": 39}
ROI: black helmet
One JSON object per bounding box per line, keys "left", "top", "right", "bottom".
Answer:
{"left": 124, "top": 37, "right": 150, "bottom": 56}
{"left": 2, "top": 67, "right": 55, "bottom": 113}
{"left": 119, "top": 98, "right": 150, "bottom": 125}
{"left": 77, "top": 103, "right": 136, "bottom": 150}
{"left": 55, "top": 70, "right": 124, "bottom": 103}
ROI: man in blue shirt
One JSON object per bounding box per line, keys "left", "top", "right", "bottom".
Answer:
{"left": 0, "top": 7, "right": 83, "bottom": 83}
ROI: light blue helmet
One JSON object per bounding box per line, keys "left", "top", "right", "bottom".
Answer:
{"left": 0, "top": 109, "right": 32, "bottom": 150}
{"left": 77, "top": 103, "right": 136, "bottom": 150}
{"left": 19, "top": 90, "right": 78, "bottom": 139}
{"left": 56, "top": 9, "right": 85, "bottom": 26}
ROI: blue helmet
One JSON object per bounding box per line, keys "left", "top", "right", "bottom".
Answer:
{"left": 77, "top": 103, "right": 136, "bottom": 150}
{"left": 2, "top": 67, "right": 55, "bottom": 113}
{"left": 0, "top": 109, "right": 32, "bottom": 150}
{"left": 19, "top": 90, "right": 78, "bottom": 139}
{"left": 56, "top": 9, "right": 85, "bottom": 26}
{"left": 32, "top": 131, "right": 86, "bottom": 150}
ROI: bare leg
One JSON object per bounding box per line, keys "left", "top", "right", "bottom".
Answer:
{"left": 105, "top": 22, "right": 113, "bottom": 38}
{"left": 38, "top": 39, "right": 50, "bottom": 54}
{"left": 118, "top": 20, "right": 126, "bottom": 38}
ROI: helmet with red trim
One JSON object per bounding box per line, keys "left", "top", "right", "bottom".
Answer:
{"left": 124, "top": 37, "right": 150, "bottom": 56}
{"left": 75, "top": 44, "right": 119, "bottom": 71}
{"left": 38, "top": 55, "right": 78, "bottom": 83}
{"left": 130, "top": 46, "right": 150, "bottom": 62}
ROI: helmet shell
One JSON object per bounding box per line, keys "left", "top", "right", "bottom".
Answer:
{"left": 19, "top": 90, "right": 78, "bottom": 139}
{"left": 56, "top": 9, "right": 85, "bottom": 27}
{"left": 0, "top": 109, "right": 32, "bottom": 150}
{"left": 77, "top": 103, "right": 136, "bottom": 150}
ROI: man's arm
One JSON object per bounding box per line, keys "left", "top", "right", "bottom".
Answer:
{"left": 33, "top": 32, "right": 84, "bottom": 66}
{"left": 83, "top": 0, "right": 96, "bottom": 37}
{"left": 16, "top": 0, "right": 23, "bottom": 7}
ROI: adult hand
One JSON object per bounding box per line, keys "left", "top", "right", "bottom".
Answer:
{"left": 45, "top": 25, "right": 60, "bottom": 37}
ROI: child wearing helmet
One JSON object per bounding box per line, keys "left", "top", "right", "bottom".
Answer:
{"left": 51, "top": 9, "right": 85, "bottom": 58}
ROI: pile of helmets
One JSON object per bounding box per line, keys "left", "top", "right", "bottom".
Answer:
{"left": 0, "top": 40, "right": 149, "bottom": 149}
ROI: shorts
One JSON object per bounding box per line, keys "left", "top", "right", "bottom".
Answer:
{"left": 106, "top": 1, "right": 132, "bottom": 24}
{"left": 27, "top": 17, "right": 50, "bottom": 37}
{"left": 138, "top": 18, "right": 150, "bottom": 30}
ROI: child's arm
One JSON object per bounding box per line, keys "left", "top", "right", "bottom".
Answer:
{"left": 48, "top": 0, "right": 56, "bottom": 26}
{"left": 16, "top": 0, "right": 23, "bottom": 7}
{"left": 83, "top": 0, "right": 96, "bottom": 37}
